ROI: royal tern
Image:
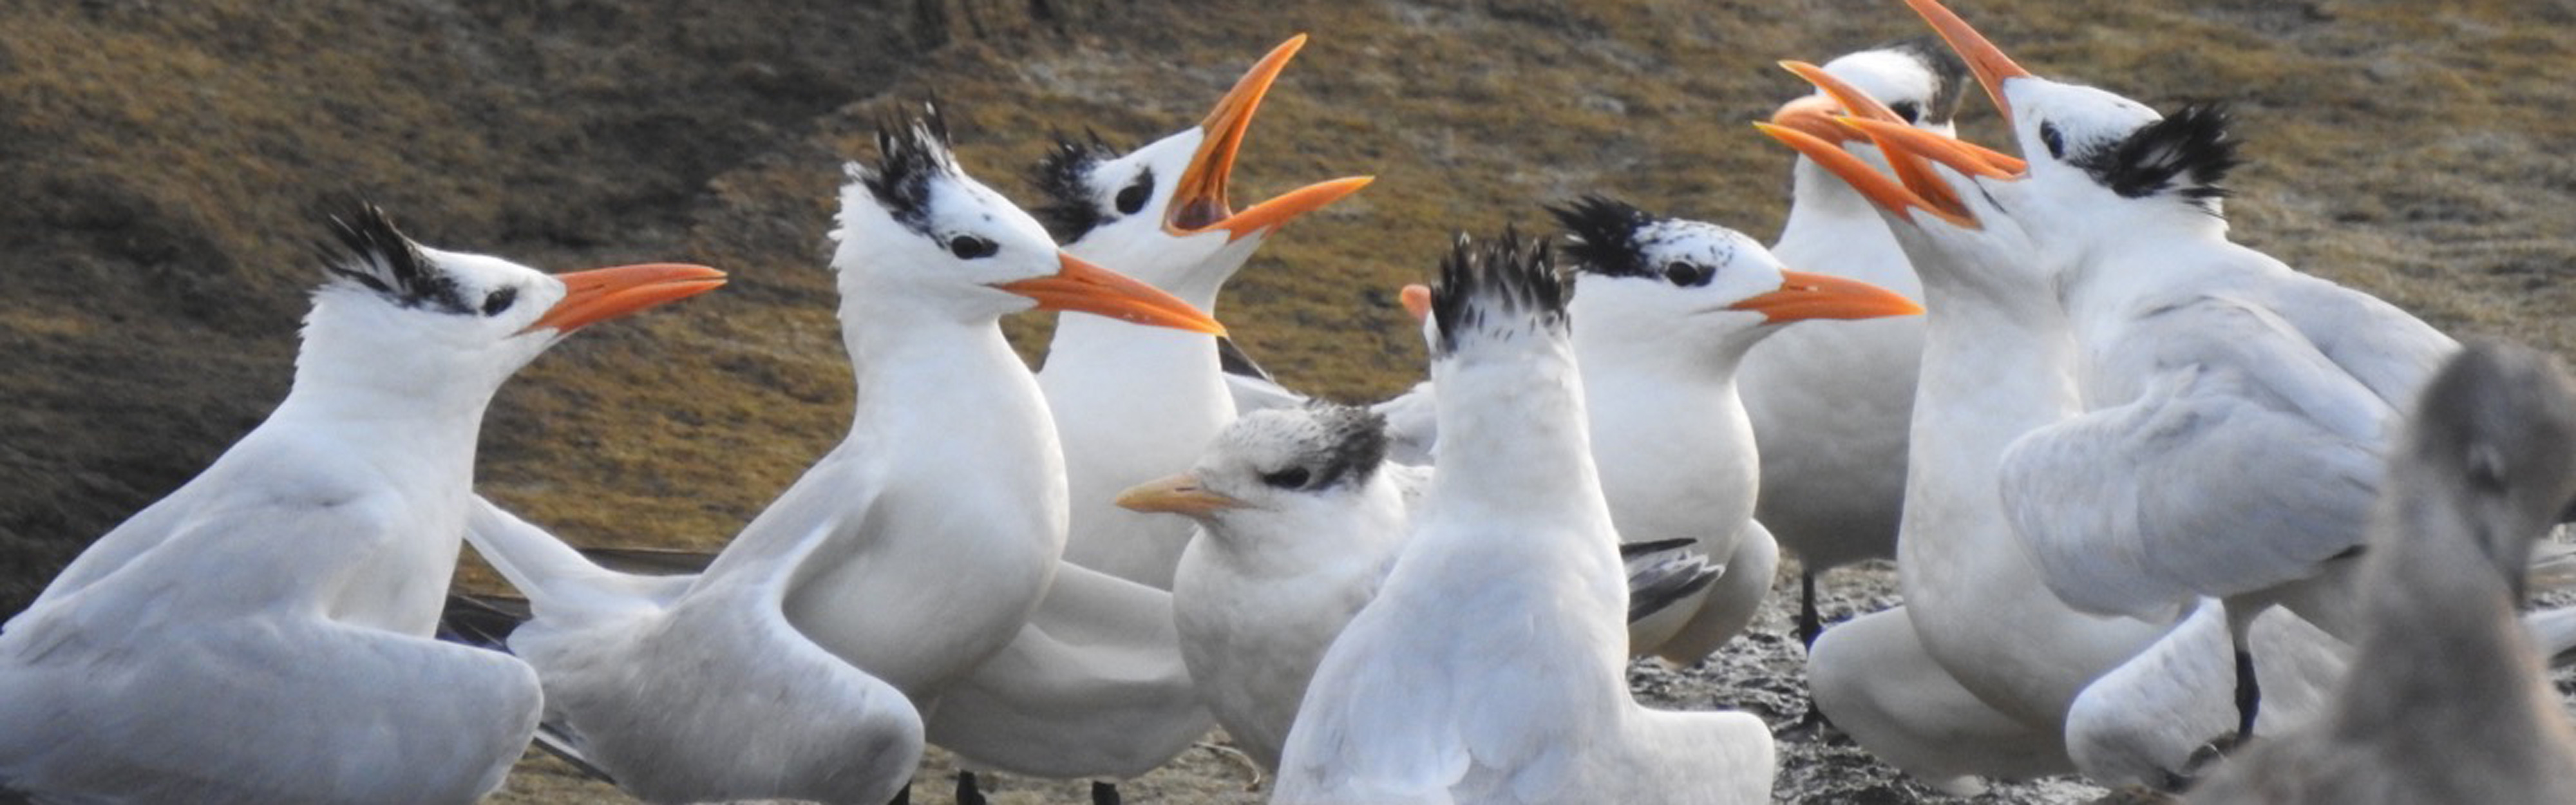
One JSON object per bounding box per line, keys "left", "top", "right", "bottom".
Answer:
{"left": 1552, "top": 196, "right": 1921, "bottom": 665}
{"left": 1272, "top": 230, "right": 1774, "bottom": 804}
{"left": 2188, "top": 342, "right": 2576, "bottom": 804}
{"left": 1122, "top": 402, "right": 1723, "bottom": 772}
{"left": 1902, "top": 0, "right": 2459, "bottom": 743}
{"left": 454, "top": 109, "right": 1223, "bottom": 804}
{"left": 0, "top": 205, "right": 724, "bottom": 804}
{"left": 1738, "top": 38, "right": 1965, "bottom": 647}
{"left": 1761, "top": 104, "right": 2166, "bottom": 784}
{"left": 918, "top": 39, "right": 1367, "bottom": 796}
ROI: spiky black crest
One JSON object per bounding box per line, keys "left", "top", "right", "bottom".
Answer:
{"left": 1300, "top": 401, "right": 1392, "bottom": 491}
{"left": 1549, "top": 195, "right": 1661, "bottom": 279}
{"left": 1430, "top": 226, "right": 1569, "bottom": 357}
{"left": 317, "top": 203, "right": 469, "bottom": 314}
{"left": 1030, "top": 129, "right": 1121, "bottom": 243}
{"left": 855, "top": 103, "right": 960, "bottom": 237}
{"left": 1878, "top": 35, "right": 1971, "bottom": 126}
{"left": 2070, "top": 102, "right": 2241, "bottom": 213}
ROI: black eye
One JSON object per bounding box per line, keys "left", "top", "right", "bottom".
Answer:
{"left": 1260, "top": 466, "right": 1312, "bottom": 489}
{"left": 949, "top": 235, "right": 998, "bottom": 260}
{"left": 1663, "top": 261, "right": 1714, "bottom": 287}
{"left": 1889, "top": 100, "right": 1922, "bottom": 124}
{"left": 481, "top": 287, "right": 517, "bottom": 316}
{"left": 1114, "top": 174, "right": 1153, "bottom": 216}
{"left": 2039, "top": 122, "right": 2066, "bottom": 160}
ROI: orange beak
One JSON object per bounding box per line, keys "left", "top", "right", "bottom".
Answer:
{"left": 1906, "top": 0, "right": 2036, "bottom": 125}
{"left": 1115, "top": 472, "right": 1247, "bottom": 515}
{"left": 1778, "top": 61, "right": 2026, "bottom": 175}
{"left": 1755, "top": 121, "right": 1979, "bottom": 229}
{"left": 1166, "top": 34, "right": 1374, "bottom": 241}
{"left": 1399, "top": 283, "right": 1432, "bottom": 322}
{"left": 994, "top": 253, "right": 1228, "bottom": 336}
{"left": 1726, "top": 270, "right": 1924, "bottom": 323}
{"left": 1767, "top": 93, "right": 1853, "bottom": 146}
{"left": 523, "top": 263, "right": 728, "bottom": 334}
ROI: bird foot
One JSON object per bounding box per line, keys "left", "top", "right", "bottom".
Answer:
{"left": 1195, "top": 739, "right": 1267, "bottom": 791}
{"left": 1773, "top": 701, "right": 1839, "bottom": 742}
{"left": 2158, "top": 732, "right": 2251, "bottom": 792}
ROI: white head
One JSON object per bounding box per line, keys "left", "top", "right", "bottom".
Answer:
{"left": 1115, "top": 402, "right": 1396, "bottom": 538}
{"left": 1907, "top": 0, "right": 2243, "bottom": 238}
{"left": 828, "top": 108, "right": 1225, "bottom": 336}
{"left": 1770, "top": 37, "right": 1975, "bottom": 150}
{"left": 1028, "top": 35, "right": 1370, "bottom": 298}
{"left": 1548, "top": 196, "right": 1923, "bottom": 365}
{"left": 298, "top": 205, "right": 724, "bottom": 406}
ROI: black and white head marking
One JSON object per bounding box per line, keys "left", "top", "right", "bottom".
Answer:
{"left": 1550, "top": 195, "right": 1733, "bottom": 289}
{"left": 1256, "top": 402, "right": 1392, "bottom": 493}
{"left": 853, "top": 104, "right": 964, "bottom": 239}
{"left": 316, "top": 203, "right": 473, "bottom": 314}
{"left": 1429, "top": 226, "right": 1569, "bottom": 357}
{"left": 2066, "top": 102, "right": 2240, "bottom": 213}
{"left": 1030, "top": 130, "right": 1126, "bottom": 243}
{"left": 1876, "top": 35, "right": 1971, "bottom": 127}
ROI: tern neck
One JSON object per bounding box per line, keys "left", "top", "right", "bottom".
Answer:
{"left": 1428, "top": 336, "right": 1616, "bottom": 538}
{"left": 1781, "top": 157, "right": 1883, "bottom": 246}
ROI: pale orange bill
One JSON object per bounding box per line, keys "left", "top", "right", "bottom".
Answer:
{"left": 993, "top": 253, "right": 1228, "bottom": 336}
{"left": 524, "top": 263, "right": 728, "bottom": 334}
{"left": 1904, "top": 0, "right": 2036, "bottom": 124}
{"left": 1779, "top": 59, "right": 2026, "bottom": 175}
{"left": 1727, "top": 269, "right": 1926, "bottom": 323}
{"left": 1399, "top": 283, "right": 1432, "bottom": 322}
{"left": 1164, "top": 34, "right": 1372, "bottom": 242}
{"left": 1753, "top": 121, "right": 1978, "bottom": 229}
{"left": 1115, "top": 472, "right": 1247, "bottom": 515}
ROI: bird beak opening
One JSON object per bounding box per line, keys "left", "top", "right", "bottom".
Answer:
{"left": 1399, "top": 283, "right": 1432, "bottom": 323}
{"left": 1165, "top": 34, "right": 1374, "bottom": 241}
{"left": 1906, "top": 0, "right": 2035, "bottom": 126}
{"left": 994, "top": 253, "right": 1228, "bottom": 336}
{"left": 1755, "top": 121, "right": 1980, "bottom": 230}
{"left": 522, "top": 263, "right": 728, "bottom": 335}
{"left": 1766, "top": 93, "right": 1853, "bottom": 147}
{"left": 1726, "top": 270, "right": 1926, "bottom": 323}
{"left": 1115, "top": 473, "right": 1247, "bottom": 515}
{"left": 1778, "top": 60, "right": 2027, "bottom": 176}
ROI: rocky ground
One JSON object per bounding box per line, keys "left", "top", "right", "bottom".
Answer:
{"left": 8, "top": 0, "right": 2575, "bottom": 802}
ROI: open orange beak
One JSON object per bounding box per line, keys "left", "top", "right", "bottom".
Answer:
{"left": 1906, "top": 0, "right": 2036, "bottom": 126}
{"left": 523, "top": 263, "right": 727, "bottom": 334}
{"left": 1166, "top": 34, "right": 1374, "bottom": 241}
{"left": 1778, "top": 61, "right": 2026, "bottom": 176}
{"left": 1115, "top": 472, "right": 1247, "bottom": 515}
{"left": 995, "top": 252, "right": 1228, "bottom": 336}
{"left": 1726, "top": 270, "right": 1924, "bottom": 323}
{"left": 1756, "top": 121, "right": 1980, "bottom": 229}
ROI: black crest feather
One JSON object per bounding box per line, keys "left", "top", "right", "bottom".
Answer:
{"left": 1548, "top": 195, "right": 1659, "bottom": 279}
{"left": 856, "top": 103, "right": 961, "bottom": 237}
{"left": 1300, "top": 401, "right": 1392, "bottom": 491}
{"left": 317, "top": 203, "right": 468, "bottom": 314}
{"left": 1030, "top": 129, "right": 1122, "bottom": 243}
{"left": 1430, "top": 226, "right": 1569, "bottom": 357}
{"left": 2071, "top": 102, "right": 2241, "bottom": 212}
{"left": 1878, "top": 35, "right": 1971, "bottom": 126}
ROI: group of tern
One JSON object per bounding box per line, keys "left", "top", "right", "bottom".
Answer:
{"left": 6, "top": 1, "right": 2575, "bottom": 804}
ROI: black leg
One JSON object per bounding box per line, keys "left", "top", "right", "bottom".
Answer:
{"left": 1797, "top": 570, "right": 1823, "bottom": 649}
{"left": 2233, "top": 647, "right": 2260, "bottom": 741}
{"left": 1091, "top": 781, "right": 1121, "bottom": 805}
{"left": 887, "top": 779, "right": 911, "bottom": 805}
{"left": 956, "top": 771, "right": 987, "bottom": 805}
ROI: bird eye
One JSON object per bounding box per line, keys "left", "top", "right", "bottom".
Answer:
{"left": 2039, "top": 122, "right": 2067, "bottom": 160}
{"left": 481, "top": 287, "right": 518, "bottom": 316}
{"left": 1663, "top": 261, "right": 1713, "bottom": 287}
{"left": 1889, "top": 100, "right": 1922, "bottom": 124}
{"left": 949, "top": 235, "right": 999, "bottom": 260}
{"left": 1260, "top": 466, "right": 1312, "bottom": 489}
{"left": 1114, "top": 174, "right": 1153, "bottom": 216}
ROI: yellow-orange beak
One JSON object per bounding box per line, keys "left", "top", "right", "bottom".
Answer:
{"left": 1115, "top": 472, "right": 1247, "bottom": 515}
{"left": 1727, "top": 269, "right": 1924, "bottom": 323}
{"left": 1906, "top": 0, "right": 2036, "bottom": 125}
{"left": 523, "top": 263, "right": 728, "bottom": 334}
{"left": 1767, "top": 93, "right": 1853, "bottom": 146}
{"left": 1755, "top": 121, "right": 1979, "bottom": 229}
{"left": 1166, "top": 34, "right": 1373, "bottom": 241}
{"left": 1839, "top": 118, "right": 2023, "bottom": 182}
{"left": 994, "top": 253, "right": 1228, "bottom": 336}
{"left": 1399, "top": 283, "right": 1432, "bottom": 322}
{"left": 1778, "top": 61, "right": 2027, "bottom": 175}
